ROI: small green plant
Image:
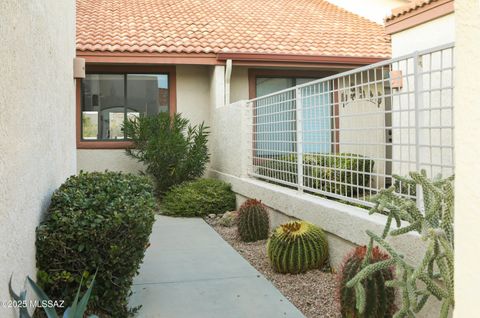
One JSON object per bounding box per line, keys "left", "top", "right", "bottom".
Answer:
{"left": 9, "top": 273, "right": 97, "bottom": 318}
{"left": 237, "top": 199, "right": 270, "bottom": 242}
{"left": 267, "top": 221, "right": 329, "bottom": 274}
{"left": 346, "top": 171, "right": 454, "bottom": 318}
{"left": 36, "top": 171, "right": 156, "bottom": 318}
{"left": 161, "top": 179, "right": 236, "bottom": 217}
{"left": 124, "top": 112, "right": 210, "bottom": 196}
{"left": 338, "top": 246, "right": 395, "bottom": 318}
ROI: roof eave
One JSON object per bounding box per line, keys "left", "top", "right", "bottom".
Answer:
{"left": 76, "top": 50, "right": 389, "bottom": 69}
{"left": 385, "top": 0, "right": 454, "bottom": 34}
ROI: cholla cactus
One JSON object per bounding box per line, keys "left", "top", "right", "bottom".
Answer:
{"left": 338, "top": 246, "right": 396, "bottom": 318}
{"left": 346, "top": 170, "right": 454, "bottom": 318}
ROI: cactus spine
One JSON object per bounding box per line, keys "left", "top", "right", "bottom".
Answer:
{"left": 347, "top": 171, "right": 454, "bottom": 318}
{"left": 339, "top": 246, "right": 395, "bottom": 318}
{"left": 237, "top": 199, "right": 270, "bottom": 242}
{"left": 267, "top": 221, "right": 328, "bottom": 274}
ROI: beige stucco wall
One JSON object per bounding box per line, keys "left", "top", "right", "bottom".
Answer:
{"left": 230, "top": 66, "right": 250, "bottom": 103}
{"left": 391, "top": 14, "right": 455, "bottom": 57}
{"left": 77, "top": 65, "right": 212, "bottom": 173}
{"left": 176, "top": 65, "right": 211, "bottom": 127}
{"left": 77, "top": 150, "right": 144, "bottom": 173}
{"left": 454, "top": 0, "right": 480, "bottom": 316}
{"left": 0, "top": 1, "right": 76, "bottom": 316}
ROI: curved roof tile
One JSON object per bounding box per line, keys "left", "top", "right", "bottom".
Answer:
{"left": 77, "top": 0, "right": 391, "bottom": 58}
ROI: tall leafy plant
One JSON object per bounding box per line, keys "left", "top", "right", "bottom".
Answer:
{"left": 124, "top": 112, "right": 210, "bottom": 195}
{"left": 346, "top": 171, "right": 454, "bottom": 318}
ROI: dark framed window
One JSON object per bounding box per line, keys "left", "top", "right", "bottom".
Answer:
{"left": 80, "top": 73, "right": 169, "bottom": 141}
{"left": 255, "top": 77, "right": 317, "bottom": 97}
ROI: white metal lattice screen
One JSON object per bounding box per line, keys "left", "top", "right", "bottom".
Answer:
{"left": 248, "top": 44, "right": 455, "bottom": 207}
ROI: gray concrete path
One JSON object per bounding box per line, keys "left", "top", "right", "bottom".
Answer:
{"left": 129, "top": 215, "right": 305, "bottom": 318}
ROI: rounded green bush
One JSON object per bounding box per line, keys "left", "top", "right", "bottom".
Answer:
{"left": 267, "top": 221, "right": 329, "bottom": 274}
{"left": 36, "top": 171, "right": 156, "bottom": 318}
{"left": 161, "top": 179, "right": 236, "bottom": 217}
{"left": 237, "top": 199, "right": 269, "bottom": 242}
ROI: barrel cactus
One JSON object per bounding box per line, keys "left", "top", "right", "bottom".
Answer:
{"left": 338, "top": 245, "right": 395, "bottom": 318}
{"left": 267, "top": 221, "right": 328, "bottom": 274}
{"left": 237, "top": 199, "right": 270, "bottom": 242}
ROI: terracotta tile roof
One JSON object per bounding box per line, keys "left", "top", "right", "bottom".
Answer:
{"left": 387, "top": 0, "right": 438, "bottom": 21}
{"left": 77, "top": 0, "right": 391, "bottom": 58}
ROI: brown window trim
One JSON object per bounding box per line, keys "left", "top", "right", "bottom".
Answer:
{"left": 76, "top": 65, "right": 177, "bottom": 149}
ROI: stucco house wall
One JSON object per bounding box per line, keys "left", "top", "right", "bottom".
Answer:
{"left": 230, "top": 66, "right": 250, "bottom": 103}
{"left": 0, "top": 1, "right": 76, "bottom": 316}
{"left": 391, "top": 14, "right": 455, "bottom": 57}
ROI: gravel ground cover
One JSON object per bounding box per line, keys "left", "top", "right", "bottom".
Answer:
{"left": 207, "top": 218, "right": 341, "bottom": 318}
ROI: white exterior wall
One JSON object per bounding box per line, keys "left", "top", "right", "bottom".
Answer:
{"left": 454, "top": 0, "right": 480, "bottom": 316}
{"left": 391, "top": 14, "right": 455, "bottom": 57}
{"left": 0, "top": 1, "right": 76, "bottom": 316}
{"left": 326, "top": 0, "right": 408, "bottom": 23}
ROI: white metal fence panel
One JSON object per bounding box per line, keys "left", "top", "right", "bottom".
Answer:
{"left": 247, "top": 44, "right": 455, "bottom": 207}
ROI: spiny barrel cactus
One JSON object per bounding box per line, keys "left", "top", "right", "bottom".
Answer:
{"left": 339, "top": 246, "right": 395, "bottom": 318}
{"left": 347, "top": 171, "right": 454, "bottom": 318}
{"left": 267, "top": 221, "right": 329, "bottom": 274}
{"left": 237, "top": 199, "right": 270, "bottom": 242}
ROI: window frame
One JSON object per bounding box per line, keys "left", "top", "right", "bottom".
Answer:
{"left": 247, "top": 69, "right": 340, "bottom": 153}
{"left": 247, "top": 69, "right": 336, "bottom": 99}
{"left": 76, "top": 65, "right": 176, "bottom": 149}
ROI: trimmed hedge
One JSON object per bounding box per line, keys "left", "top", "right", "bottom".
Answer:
{"left": 36, "top": 171, "right": 156, "bottom": 318}
{"left": 161, "top": 179, "right": 236, "bottom": 217}
{"left": 256, "top": 153, "right": 374, "bottom": 196}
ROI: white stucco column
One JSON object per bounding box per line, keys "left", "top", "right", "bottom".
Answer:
{"left": 210, "top": 65, "right": 225, "bottom": 109}
{"left": 454, "top": 1, "right": 480, "bottom": 317}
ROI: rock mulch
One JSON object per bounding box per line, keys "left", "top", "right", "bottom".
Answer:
{"left": 206, "top": 216, "right": 342, "bottom": 318}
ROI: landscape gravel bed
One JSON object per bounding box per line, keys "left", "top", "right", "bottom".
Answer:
{"left": 208, "top": 219, "right": 342, "bottom": 318}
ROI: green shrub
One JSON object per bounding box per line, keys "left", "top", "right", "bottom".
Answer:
{"left": 124, "top": 112, "right": 210, "bottom": 196}
{"left": 36, "top": 171, "right": 156, "bottom": 318}
{"left": 237, "top": 199, "right": 269, "bottom": 242}
{"left": 256, "top": 153, "right": 374, "bottom": 196}
{"left": 162, "top": 179, "right": 236, "bottom": 217}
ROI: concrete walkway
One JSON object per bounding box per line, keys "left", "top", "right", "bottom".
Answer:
{"left": 129, "top": 215, "right": 305, "bottom": 318}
